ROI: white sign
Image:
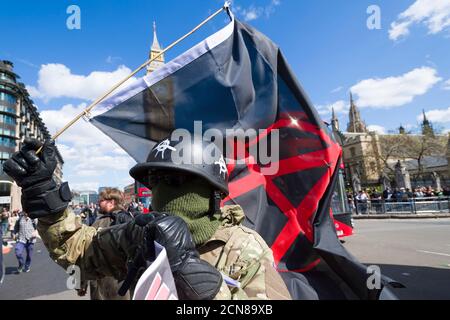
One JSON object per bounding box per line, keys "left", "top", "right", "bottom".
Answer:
{"left": 133, "top": 242, "right": 178, "bottom": 300}
{"left": 0, "top": 197, "right": 11, "bottom": 204}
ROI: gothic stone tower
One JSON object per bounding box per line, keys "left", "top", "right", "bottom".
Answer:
{"left": 146, "top": 22, "right": 165, "bottom": 74}
{"left": 346, "top": 92, "right": 367, "bottom": 133}
{"left": 144, "top": 22, "right": 174, "bottom": 141}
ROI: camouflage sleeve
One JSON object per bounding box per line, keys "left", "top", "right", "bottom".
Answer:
{"left": 213, "top": 226, "right": 291, "bottom": 300}
{"left": 37, "top": 208, "right": 144, "bottom": 281}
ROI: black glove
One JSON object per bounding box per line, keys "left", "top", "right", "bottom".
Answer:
{"left": 135, "top": 213, "right": 223, "bottom": 300}
{"left": 2, "top": 139, "right": 71, "bottom": 219}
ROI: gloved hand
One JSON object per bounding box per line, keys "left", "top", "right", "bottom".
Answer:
{"left": 135, "top": 213, "right": 223, "bottom": 300}
{"left": 2, "top": 139, "right": 71, "bottom": 219}
{"left": 3, "top": 139, "right": 56, "bottom": 188}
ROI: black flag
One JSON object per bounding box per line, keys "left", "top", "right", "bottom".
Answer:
{"left": 91, "top": 15, "right": 400, "bottom": 300}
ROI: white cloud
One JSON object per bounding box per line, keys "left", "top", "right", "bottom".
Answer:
{"left": 40, "top": 103, "right": 137, "bottom": 190}
{"left": 27, "top": 63, "right": 137, "bottom": 102}
{"left": 235, "top": 0, "right": 281, "bottom": 21}
{"left": 419, "top": 107, "right": 450, "bottom": 124}
{"left": 242, "top": 8, "right": 260, "bottom": 21}
{"left": 350, "top": 67, "right": 441, "bottom": 108}
{"left": 367, "top": 125, "right": 387, "bottom": 134}
{"left": 26, "top": 85, "right": 44, "bottom": 99}
{"left": 71, "top": 182, "right": 101, "bottom": 192}
{"left": 443, "top": 79, "right": 450, "bottom": 90}
{"left": 316, "top": 100, "right": 349, "bottom": 117}
{"left": 389, "top": 0, "right": 450, "bottom": 40}
{"left": 330, "top": 86, "right": 343, "bottom": 94}
{"left": 389, "top": 21, "right": 412, "bottom": 40}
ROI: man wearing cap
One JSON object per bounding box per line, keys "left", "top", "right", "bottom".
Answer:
{"left": 2, "top": 137, "right": 291, "bottom": 300}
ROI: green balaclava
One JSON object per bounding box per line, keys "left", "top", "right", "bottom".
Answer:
{"left": 151, "top": 177, "right": 222, "bottom": 246}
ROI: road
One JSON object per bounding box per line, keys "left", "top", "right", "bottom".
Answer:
{"left": 344, "top": 218, "right": 450, "bottom": 300}
{"left": 0, "top": 238, "right": 87, "bottom": 300}
{"left": 1, "top": 219, "right": 450, "bottom": 300}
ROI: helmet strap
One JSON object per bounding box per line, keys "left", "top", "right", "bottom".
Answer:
{"left": 210, "top": 190, "right": 222, "bottom": 216}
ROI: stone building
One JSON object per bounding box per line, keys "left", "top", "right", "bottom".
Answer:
{"left": 332, "top": 93, "right": 450, "bottom": 191}
{"left": 144, "top": 22, "right": 175, "bottom": 142}
{"left": 0, "top": 60, "right": 64, "bottom": 210}
{"left": 146, "top": 22, "right": 165, "bottom": 75}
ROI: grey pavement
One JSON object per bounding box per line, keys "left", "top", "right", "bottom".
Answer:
{"left": 1, "top": 219, "right": 450, "bottom": 300}
{"left": 344, "top": 218, "right": 450, "bottom": 300}
{"left": 0, "top": 238, "right": 88, "bottom": 300}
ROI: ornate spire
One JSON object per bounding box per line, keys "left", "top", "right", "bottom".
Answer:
{"left": 151, "top": 21, "right": 161, "bottom": 51}
{"left": 147, "top": 21, "right": 165, "bottom": 74}
{"left": 422, "top": 109, "right": 428, "bottom": 123}
{"left": 347, "top": 92, "right": 367, "bottom": 133}
{"left": 331, "top": 107, "right": 339, "bottom": 132}
{"left": 421, "top": 109, "right": 434, "bottom": 136}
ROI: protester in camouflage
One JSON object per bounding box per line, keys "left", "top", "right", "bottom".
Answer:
{"left": 3, "top": 138, "right": 291, "bottom": 300}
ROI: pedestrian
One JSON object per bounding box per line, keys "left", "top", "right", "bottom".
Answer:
{"left": 391, "top": 188, "right": 401, "bottom": 202}
{"left": 78, "top": 188, "right": 134, "bottom": 300}
{"left": 414, "top": 188, "right": 422, "bottom": 198}
{"left": 88, "top": 203, "right": 98, "bottom": 226}
{"left": 8, "top": 210, "right": 19, "bottom": 239}
{"left": 404, "top": 188, "right": 413, "bottom": 200}
{"left": 1, "top": 225, "right": 4, "bottom": 285}
{"left": 346, "top": 193, "right": 355, "bottom": 214}
{"left": 443, "top": 186, "right": 450, "bottom": 197}
{"left": 13, "top": 212, "right": 37, "bottom": 273}
{"left": 398, "top": 188, "right": 407, "bottom": 202}
{"left": 382, "top": 187, "right": 391, "bottom": 201}
{"left": 1, "top": 208, "right": 10, "bottom": 236}
{"left": 425, "top": 186, "right": 434, "bottom": 197}
{"left": 370, "top": 189, "right": 382, "bottom": 213}
{"left": 356, "top": 190, "right": 369, "bottom": 215}
{"left": 3, "top": 137, "right": 292, "bottom": 300}
{"left": 79, "top": 206, "right": 89, "bottom": 225}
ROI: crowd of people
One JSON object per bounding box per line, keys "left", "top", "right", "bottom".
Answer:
{"left": 1, "top": 208, "right": 28, "bottom": 241}
{"left": 0, "top": 197, "right": 149, "bottom": 277}
{"left": 347, "top": 185, "right": 450, "bottom": 215}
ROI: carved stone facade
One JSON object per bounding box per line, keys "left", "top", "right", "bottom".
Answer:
{"left": 333, "top": 95, "right": 450, "bottom": 190}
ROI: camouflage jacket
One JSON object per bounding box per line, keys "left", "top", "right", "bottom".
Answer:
{"left": 37, "top": 205, "right": 291, "bottom": 300}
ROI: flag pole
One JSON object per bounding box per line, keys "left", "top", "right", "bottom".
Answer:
{"left": 36, "top": 2, "right": 231, "bottom": 154}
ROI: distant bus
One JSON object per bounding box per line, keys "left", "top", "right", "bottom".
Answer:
{"left": 331, "top": 164, "right": 354, "bottom": 238}
{"left": 137, "top": 185, "right": 152, "bottom": 213}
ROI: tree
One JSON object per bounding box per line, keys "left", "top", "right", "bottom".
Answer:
{"left": 378, "top": 134, "right": 412, "bottom": 174}
{"left": 404, "top": 134, "right": 446, "bottom": 180}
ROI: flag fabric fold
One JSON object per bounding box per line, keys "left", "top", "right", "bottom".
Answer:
{"left": 91, "top": 15, "right": 399, "bottom": 300}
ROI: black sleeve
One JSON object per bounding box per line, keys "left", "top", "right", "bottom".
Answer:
{"left": 116, "top": 211, "right": 134, "bottom": 225}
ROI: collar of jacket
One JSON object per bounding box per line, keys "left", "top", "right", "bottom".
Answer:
{"left": 199, "top": 205, "right": 245, "bottom": 246}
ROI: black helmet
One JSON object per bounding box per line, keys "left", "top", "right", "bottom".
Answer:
{"left": 129, "top": 136, "right": 229, "bottom": 196}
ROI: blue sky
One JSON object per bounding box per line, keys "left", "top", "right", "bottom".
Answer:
{"left": 1, "top": 0, "right": 449, "bottom": 190}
